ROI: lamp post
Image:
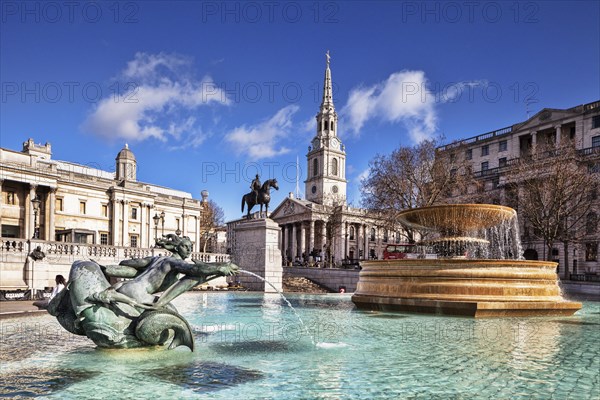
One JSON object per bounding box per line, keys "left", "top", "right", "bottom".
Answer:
{"left": 31, "top": 196, "right": 41, "bottom": 239}
{"left": 153, "top": 213, "right": 161, "bottom": 241}
{"left": 175, "top": 219, "right": 181, "bottom": 236}
{"left": 160, "top": 211, "right": 166, "bottom": 235}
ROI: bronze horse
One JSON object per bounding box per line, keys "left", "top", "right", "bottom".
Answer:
{"left": 241, "top": 178, "right": 279, "bottom": 219}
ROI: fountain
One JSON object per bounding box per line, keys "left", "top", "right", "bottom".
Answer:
{"left": 352, "top": 204, "right": 582, "bottom": 317}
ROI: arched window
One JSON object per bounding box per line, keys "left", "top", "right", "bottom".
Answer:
{"left": 324, "top": 120, "right": 329, "bottom": 131}
{"left": 587, "top": 212, "right": 598, "bottom": 234}
{"left": 349, "top": 226, "right": 355, "bottom": 240}
{"left": 313, "top": 158, "right": 319, "bottom": 177}
{"left": 332, "top": 158, "right": 338, "bottom": 176}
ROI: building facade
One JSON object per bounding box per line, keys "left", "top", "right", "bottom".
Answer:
{"left": 438, "top": 101, "right": 600, "bottom": 278}
{"left": 1, "top": 139, "right": 207, "bottom": 249}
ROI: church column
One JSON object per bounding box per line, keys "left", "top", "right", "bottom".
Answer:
{"left": 291, "top": 223, "right": 297, "bottom": 260}
{"left": 111, "top": 198, "right": 119, "bottom": 246}
{"left": 308, "top": 220, "right": 315, "bottom": 260}
{"left": 321, "top": 221, "right": 327, "bottom": 260}
{"left": 299, "top": 222, "right": 306, "bottom": 262}
{"left": 344, "top": 222, "right": 349, "bottom": 260}
{"left": 122, "top": 200, "right": 129, "bottom": 247}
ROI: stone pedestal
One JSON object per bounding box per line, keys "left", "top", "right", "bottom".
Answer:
{"left": 233, "top": 218, "right": 282, "bottom": 292}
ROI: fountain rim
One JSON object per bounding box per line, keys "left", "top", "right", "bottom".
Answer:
{"left": 360, "top": 259, "right": 558, "bottom": 267}
{"left": 397, "top": 203, "right": 517, "bottom": 230}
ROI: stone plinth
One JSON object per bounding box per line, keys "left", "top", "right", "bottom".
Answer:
{"left": 233, "top": 218, "right": 282, "bottom": 292}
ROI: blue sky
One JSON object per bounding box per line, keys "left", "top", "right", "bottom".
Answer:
{"left": 1, "top": 1, "right": 599, "bottom": 221}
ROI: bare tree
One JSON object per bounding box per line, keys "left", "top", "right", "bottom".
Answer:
{"left": 507, "top": 143, "right": 599, "bottom": 275}
{"left": 200, "top": 200, "right": 225, "bottom": 253}
{"left": 361, "top": 138, "right": 476, "bottom": 242}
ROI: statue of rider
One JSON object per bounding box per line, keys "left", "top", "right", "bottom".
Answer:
{"left": 250, "top": 174, "right": 261, "bottom": 203}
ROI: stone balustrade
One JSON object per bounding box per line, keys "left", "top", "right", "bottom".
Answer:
{"left": 0, "top": 237, "right": 230, "bottom": 290}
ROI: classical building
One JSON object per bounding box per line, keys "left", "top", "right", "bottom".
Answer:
{"left": 438, "top": 100, "right": 600, "bottom": 279}
{"left": 266, "top": 54, "right": 398, "bottom": 265}
{"left": 1, "top": 139, "right": 208, "bottom": 249}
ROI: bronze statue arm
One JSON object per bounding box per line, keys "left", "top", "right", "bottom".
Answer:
{"left": 99, "top": 264, "right": 140, "bottom": 278}
{"left": 119, "top": 257, "right": 154, "bottom": 268}
{"left": 152, "top": 260, "right": 239, "bottom": 308}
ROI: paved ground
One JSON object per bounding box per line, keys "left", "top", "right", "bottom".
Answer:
{"left": 0, "top": 301, "right": 47, "bottom": 319}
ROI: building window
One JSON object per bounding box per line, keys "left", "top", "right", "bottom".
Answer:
{"left": 592, "top": 116, "right": 600, "bottom": 129}
{"left": 130, "top": 235, "right": 138, "bottom": 248}
{"left": 395, "top": 232, "right": 401, "bottom": 243}
{"left": 383, "top": 230, "right": 389, "bottom": 243}
{"left": 587, "top": 212, "right": 598, "bottom": 235}
{"left": 349, "top": 226, "right": 355, "bottom": 240}
{"left": 450, "top": 153, "right": 456, "bottom": 163}
{"left": 585, "top": 242, "right": 598, "bottom": 261}
{"left": 5, "top": 191, "right": 16, "bottom": 205}
{"left": 466, "top": 149, "right": 472, "bottom": 160}
{"left": 101, "top": 204, "right": 108, "bottom": 217}
{"left": 131, "top": 207, "right": 138, "bottom": 220}
{"left": 589, "top": 163, "right": 600, "bottom": 174}
{"left": 481, "top": 161, "right": 489, "bottom": 172}
{"left": 592, "top": 135, "right": 600, "bottom": 148}
{"left": 370, "top": 228, "right": 376, "bottom": 242}
{"left": 313, "top": 159, "right": 319, "bottom": 177}
{"left": 481, "top": 145, "right": 489, "bottom": 156}
{"left": 100, "top": 232, "right": 109, "bottom": 245}
{"left": 79, "top": 201, "right": 86, "bottom": 214}
{"left": 56, "top": 197, "right": 63, "bottom": 211}
{"left": 499, "top": 140, "right": 507, "bottom": 152}
{"left": 499, "top": 157, "right": 507, "bottom": 168}
{"left": 332, "top": 158, "right": 338, "bottom": 176}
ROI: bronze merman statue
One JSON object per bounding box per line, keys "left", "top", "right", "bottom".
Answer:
{"left": 48, "top": 234, "right": 238, "bottom": 351}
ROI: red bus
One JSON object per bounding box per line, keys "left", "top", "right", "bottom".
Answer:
{"left": 383, "top": 244, "right": 416, "bottom": 260}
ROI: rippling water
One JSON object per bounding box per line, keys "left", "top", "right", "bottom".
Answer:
{"left": 1, "top": 293, "right": 599, "bottom": 399}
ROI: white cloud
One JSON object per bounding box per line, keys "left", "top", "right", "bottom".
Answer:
{"left": 225, "top": 105, "right": 299, "bottom": 159}
{"left": 82, "top": 52, "right": 228, "bottom": 145}
{"left": 341, "top": 70, "right": 437, "bottom": 143}
{"left": 439, "top": 80, "right": 487, "bottom": 103}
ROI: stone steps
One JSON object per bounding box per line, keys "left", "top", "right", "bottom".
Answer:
{"left": 283, "top": 276, "right": 331, "bottom": 293}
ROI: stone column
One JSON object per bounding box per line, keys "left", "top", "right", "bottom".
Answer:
{"left": 308, "top": 220, "right": 315, "bottom": 260}
{"left": 364, "top": 224, "right": 369, "bottom": 259}
{"left": 182, "top": 213, "right": 187, "bottom": 237}
{"left": 345, "top": 222, "right": 349, "bottom": 260}
{"left": 291, "top": 223, "right": 297, "bottom": 260}
{"left": 281, "top": 224, "right": 287, "bottom": 262}
{"left": 48, "top": 188, "right": 56, "bottom": 241}
{"left": 27, "top": 184, "right": 38, "bottom": 239}
{"left": 195, "top": 215, "right": 201, "bottom": 252}
{"left": 0, "top": 180, "right": 3, "bottom": 232}
{"left": 122, "top": 200, "right": 129, "bottom": 246}
{"left": 111, "top": 198, "right": 119, "bottom": 246}
{"left": 299, "top": 222, "right": 306, "bottom": 262}
{"left": 555, "top": 125, "right": 562, "bottom": 147}
{"left": 321, "top": 221, "right": 327, "bottom": 261}
{"left": 531, "top": 131, "right": 537, "bottom": 150}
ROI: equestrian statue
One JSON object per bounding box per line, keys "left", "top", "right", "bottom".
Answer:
{"left": 241, "top": 175, "right": 279, "bottom": 219}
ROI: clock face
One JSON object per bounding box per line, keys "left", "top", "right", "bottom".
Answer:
{"left": 312, "top": 138, "right": 320, "bottom": 149}
{"left": 311, "top": 185, "right": 317, "bottom": 194}
{"left": 330, "top": 138, "right": 339, "bottom": 148}
{"left": 332, "top": 185, "right": 339, "bottom": 194}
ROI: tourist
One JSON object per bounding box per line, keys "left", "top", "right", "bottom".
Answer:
{"left": 33, "top": 274, "right": 66, "bottom": 310}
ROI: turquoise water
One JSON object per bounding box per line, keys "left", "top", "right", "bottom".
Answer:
{"left": 1, "top": 293, "right": 599, "bottom": 399}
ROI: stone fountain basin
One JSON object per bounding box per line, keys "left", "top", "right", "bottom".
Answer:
{"left": 352, "top": 259, "right": 582, "bottom": 317}
{"left": 397, "top": 204, "right": 516, "bottom": 232}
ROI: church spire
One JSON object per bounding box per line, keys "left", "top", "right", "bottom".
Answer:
{"left": 320, "top": 50, "right": 334, "bottom": 113}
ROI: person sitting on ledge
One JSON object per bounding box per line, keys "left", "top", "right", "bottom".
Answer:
{"left": 33, "top": 274, "right": 66, "bottom": 310}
